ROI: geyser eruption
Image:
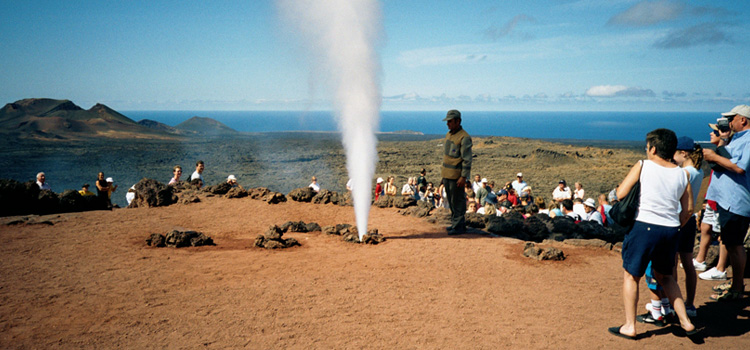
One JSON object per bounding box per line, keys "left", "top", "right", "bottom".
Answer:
{"left": 278, "top": 0, "right": 382, "bottom": 240}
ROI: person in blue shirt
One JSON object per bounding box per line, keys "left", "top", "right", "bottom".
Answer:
{"left": 702, "top": 105, "right": 750, "bottom": 301}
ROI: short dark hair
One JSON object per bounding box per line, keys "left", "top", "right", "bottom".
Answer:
{"left": 196, "top": 160, "right": 204, "bottom": 166}
{"left": 561, "top": 199, "right": 574, "bottom": 211}
{"left": 646, "top": 128, "right": 677, "bottom": 161}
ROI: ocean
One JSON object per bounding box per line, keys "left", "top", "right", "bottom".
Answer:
{"left": 123, "top": 110, "right": 720, "bottom": 143}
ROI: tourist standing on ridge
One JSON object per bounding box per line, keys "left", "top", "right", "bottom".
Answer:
{"left": 191, "top": 161, "right": 205, "bottom": 184}
{"left": 36, "top": 172, "right": 50, "bottom": 190}
{"left": 309, "top": 176, "right": 320, "bottom": 192}
{"left": 702, "top": 104, "right": 750, "bottom": 301}
{"left": 169, "top": 165, "right": 182, "bottom": 185}
{"left": 441, "top": 109, "right": 472, "bottom": 235}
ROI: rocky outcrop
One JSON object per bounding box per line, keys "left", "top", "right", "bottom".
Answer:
{"left": 146, "top": 230, "right": 215, "bottom": 248}
{"left": 288, "top": 187, "right": 316, "bottom": 202}
{"left": 523, "top": 242, "right": 565, "bottom": 261}
{"left": 254, "top": 225, "right": 301, "bottom": 249}
{"left": 128, "top": 178, "right": 176, "bottom": 208}
{"left": 0, "top": 179, "right": 107, "bottom": 216}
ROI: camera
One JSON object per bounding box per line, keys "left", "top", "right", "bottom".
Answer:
{"left": 717, "top": 117, "right": 730, "bottom": 132}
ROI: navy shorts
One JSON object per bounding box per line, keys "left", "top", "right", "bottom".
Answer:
{"left": 622, "top": 221, "right": 680, "bottom": 277}
{"left": 678, "top": 215, "right": 697, "bottom": 253}
{"left": 716, "top": 206, "right": 750, "bottom": 247}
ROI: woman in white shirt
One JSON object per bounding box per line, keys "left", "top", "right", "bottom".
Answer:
{"left": 609, "top": 129, "right": 696, "bottom": 340}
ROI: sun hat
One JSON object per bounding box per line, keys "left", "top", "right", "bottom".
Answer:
{"left": 442, "top": 109, "right": 461, "bottom": 121}
{"left": 376, "top": 177, "right": 384, "bottom": 184}
{"left": 584, "top": 198, "right": 597, "bottom": 208}
{"left": 517, "top": 172, "right": 523, "bottom": 177}
{"left": 227, "top": 175, "right": 237, "bottom": 181}
{"left": 106, "top": 177, "right": 113, "bottom": 183}
{"left": 721, "top": 104, "right": 750, "bottom": 118}
{"left": 676, "top": 136, "right": 695, "bottom": 151}
{"left": 481, "top": 178, "right": 488, "bottom": 183}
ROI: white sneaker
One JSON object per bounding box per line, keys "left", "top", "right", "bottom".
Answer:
{"left": 698, "top": 267, "right": 727, "bottom": 281}
{"left": 692, "top": 258, "right": 707, "bottom": 272}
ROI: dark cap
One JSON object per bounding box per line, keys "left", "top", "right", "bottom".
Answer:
{"left": 675, "top": 136, "right": 695, "bottom": 151}
{"left": 442, "top": 109, "right": 461, "bottom": 121}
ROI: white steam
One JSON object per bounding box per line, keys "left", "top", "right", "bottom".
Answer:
{"left": 278, "top": 0, "right": 382, "bottom": 240}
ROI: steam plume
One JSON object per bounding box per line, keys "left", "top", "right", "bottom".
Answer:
{"left": 278, "top": 0, "right": 382, "bottom": 239}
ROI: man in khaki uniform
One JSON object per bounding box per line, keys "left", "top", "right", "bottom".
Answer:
{"left": 441, "top": 109, "right": 473, "bottom": 234}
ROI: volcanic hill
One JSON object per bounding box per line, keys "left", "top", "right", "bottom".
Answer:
{"left": 0, "top": 98, "right": 172, "bottom": 140}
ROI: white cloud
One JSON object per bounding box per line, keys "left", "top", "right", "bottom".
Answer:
{"left": 586, "top": 85, "right": 656, "bottom": 97}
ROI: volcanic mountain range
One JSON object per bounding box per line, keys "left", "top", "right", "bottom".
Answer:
{"left": 0, "top": 98, "right": 237, "bottom": 140}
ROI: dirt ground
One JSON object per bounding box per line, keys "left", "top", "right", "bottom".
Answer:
{"left": 1, "top": 197, "right": 748, "bottom": 349}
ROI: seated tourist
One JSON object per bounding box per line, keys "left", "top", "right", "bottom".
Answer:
{"left": 561, "top": 199, "right": 581, "bottom": 221}
{"left": 535, "top": 197, "right": 549, "bottom": 215}
{"left": 169, "top": 165, "right": 182, "bottom": 185}
{"left": 227, "top": 175, "right": 244, "bottom": 190}
{"left": 477, "top": 192, "right": 498, "bottom": 216}
{"left": 572, "top": 198, "right": 587, "bottom": 218}
{"left": 79, "top": 184, "right": 95, "bottom": 197}
{"left": 309, "top": 176, "right": 320, "bottom": 192}
{"left": 466, "top": 201, "right": 477, "bottom": 213}
{"left": 552, "top": 180, "right": 572, "bottom": 203}
{"left": 583, "top": 198, "right": 603, "bottom": 225}
{"left": 36, "top": 172, "right": 51, "bottom": 190}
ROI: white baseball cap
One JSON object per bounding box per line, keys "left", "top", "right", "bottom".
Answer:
{"left": 227, "top": 175, "right": 237, "bottom": 181}
{"left": 517, "top": 172, "right": 523, "bottom": 177}
{"left": 106, "top": 177, "right": 113, "bottom": 183}
{"left": 481, "top": 178, "right": 488, "bottom": 183}
{"left": 722, "top": 105, "right": 750, "bottom": 118}
{"left": 376, "top": 177, "right": 384, "bottom": 183}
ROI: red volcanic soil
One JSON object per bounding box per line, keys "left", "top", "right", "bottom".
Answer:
{"left": 1, "top": 197, "right": 748, "bottom": 349}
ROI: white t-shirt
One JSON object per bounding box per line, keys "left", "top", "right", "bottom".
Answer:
{"left": 553, "top": 187, "right": 571, "bottom": 201}
{"left": 309, "top": 182, "right": 320, "bottom": 192}
{"left": 636, "top": 160, "right": 688, "bottom": 227}
{"left": 401, "top": 184, "right": 413, "bottom": 195}
{"left": 191, "top": 171, "right": 203, "bottom": 182}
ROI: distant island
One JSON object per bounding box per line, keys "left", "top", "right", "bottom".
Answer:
{"left": 0, "top": 98, "right": 238, "bottom": 140}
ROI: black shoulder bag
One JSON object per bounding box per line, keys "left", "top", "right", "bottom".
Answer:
{"left": 609, "top": 160, "right": 643, "bottom": 234}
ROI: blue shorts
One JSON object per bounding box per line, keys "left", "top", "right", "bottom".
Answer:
{"left": 622, "top": 221, "right": 680, "bottom": 277}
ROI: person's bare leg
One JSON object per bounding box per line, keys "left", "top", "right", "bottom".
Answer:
{"left": 620, "top": 270, "right": 640, "bottom": 337}
{"left": 717, "top": 242, "right": 729, "bottom": 272}
{"left": 654, "top": 271, "right": 695, "bottom": 332}
{"left": 695, "top": 223, "right": 712, "bottom": 263}
{"left": 679, "top": 252, "right": 697, "bottom": 306}
{"left": 727, "top": 244, "right": 747, "bottom": 293}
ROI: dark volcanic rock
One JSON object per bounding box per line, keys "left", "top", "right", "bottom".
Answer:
{"left": 288, "top": 187, "right": 315, "bottom": 202}
{"left": 129, "top": 178, "right": 176, "bottom": 208}
{"left": 464, "top": 212, "right": 487, "bottom": 228}
{"left": 523, "top": 242, "right": 565, "bottom": 261}
{"left": 225, "top": 187, "right": 248, "bottom": 199}
{"left": 392, "top": 196, "right": 417, "bottom": 208}
{"left": 312, "top": 189, "right": 335, "bottom": 204}
{"left": 0, "top": 179, "right": 38, "bottom": 216}
{"left": 550, "top": 216, "right": 582, "bottom": 240}
{"left": 523, "top": 214, "right": 551, "bottom": 242}
{"left": 37, "top": 189, "right": 60, "bottom": 215}
{"left": 254, "top": 225, "right": 301, "bottom": 249}
{"left": 374, "top": 196, "right": 393, "bottom": 208}
{"left": 204, "top": 182, "right": 232, "bottom": 195}
{"left": 58, "top": 189, "right": 85, "bottom": 213}
{"left": 147, "top": 230, "right": 214, "bottom": 248}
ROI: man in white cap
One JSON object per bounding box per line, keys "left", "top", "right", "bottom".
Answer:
{"left": 441, "top": 109, "right": 472, "bottom": 235}
{"left": 702, "top": 104, "right": 750, "bottom": 301}
{"left": 511, "top": 172, "right": 527, "bottom": 194}
{"left": 227, "top": 175, "right": 244, "bottom": 190}
{"left": 582, "top": 198, "right": 603, "bottom": 225}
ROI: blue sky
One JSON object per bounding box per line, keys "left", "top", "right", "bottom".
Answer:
{"left": 1, "top": 0, "right": 748, "bottom": 112}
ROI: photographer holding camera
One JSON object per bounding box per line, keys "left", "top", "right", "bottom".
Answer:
{"left": 702, "top": 105, "right": 750, "bottom": 301}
